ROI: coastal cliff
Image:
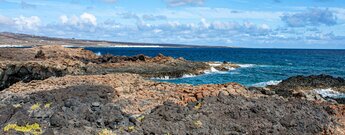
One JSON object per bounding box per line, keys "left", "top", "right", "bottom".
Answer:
{"left": 0, "top": 46, "right": 344, "bottom": 135}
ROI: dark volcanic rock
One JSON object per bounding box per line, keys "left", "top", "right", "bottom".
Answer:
{"left": 0, "top": 64, "right": 66, "bottom": 90}
{"left": 269, "top": 74, "right": 345, "bottom": 97}
{"left": 34, "top": 50, "right": 45, "bottom": 59}
{"left": 89, "top": 54, "right": 147, "bottom": 64}
{"left": 0, "top": 46, "right": 210, "bottom": 91}
{"left": 140, "top": 95, "right": 336, "bottom": 135}
{"left": 0, "top": 85, "right": 339, "bottom": 135}
{"left": 0, "top": 85, "right": 138, "bottom": 135}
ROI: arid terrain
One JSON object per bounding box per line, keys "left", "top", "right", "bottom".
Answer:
{"left": 0, "top": 46, "right": 344, "bottom": 135}
{"left": 0, "top": 32, "right": 227, "bottom": 48}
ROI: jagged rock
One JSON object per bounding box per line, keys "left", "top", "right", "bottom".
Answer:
{"left": 0, "top": 68, "right": 3, "bottom": 80}
{"left": 248, "top": 87, "right": 275, "bottom": 95}
{"left": 270, "top": 74, "right": 345, "bottom": 91}
{"left": 0, "top": 63, "right": 68, "bottom": 90}
{"left": 0, "top": 104, "right": 15, "bottom": 126}
{"left": 140, "top": 95, "right": 336, "bottom": 135}
{"left": 0, "top": 74, "right": 344, "bottom": 134}
{"left": 0, "top": 46, "right": 211, "bottom": 90}
{"left": 34, "top": 50, "right": 45, "bottom": 59}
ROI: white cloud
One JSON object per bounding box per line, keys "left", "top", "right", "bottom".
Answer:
{"left": 281, "top": 8, "right": 337, "bottom": 27}
{"left": 59, "top": 13, "right": 97, "bottom": 26}
{"left": 59, "top": 15, "right": 68, "bottom": 24}
{"left": 158, "top": 7, "right": 283, "bottom": 20}
{"left": 0, "top": 15, "right": 14, "bottom": 25}
{"left": 13, "top": 16, "right": 41, "bottom": 30}
{"left": 80, "top": 13, "right": 97, "bottom": 26}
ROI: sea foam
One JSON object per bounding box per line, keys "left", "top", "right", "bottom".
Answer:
{"left": 95, "top": 52, "right": 102, "bottom": 56}
{"left": 0, "top": 45, "right": 24, "bottom": 48}
{"left": 238, "top": 64, "right": 256, "bottom": 68}
{"left": 204, "top": 67, "right": 228, "bottom": 74}
{"left": 252, "top": 80, "right": 282, "bottom": 87}
{"left": 314, "top": 88, "right": 345, "bottom": 99}
{"left": 151, "top": 76, "right": 171, "bottom": 80}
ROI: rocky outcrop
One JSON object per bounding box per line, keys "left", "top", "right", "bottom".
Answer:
{"left": 0, "top": 46, "right": 211, "bottom": 90}
{"left": 85, "top": 53, "right": 210, "bottom": 78}
{"left": 0, "top": 60, "right": 87, "bottom": 90}
{"left": 1, "top": 46, "right": 344, "bottom": 134}
{"left": 0, "top": 73, "right": 342, "bottom": 135}
{"left": 268, "top": 74, "right": 345, "bottom": 98}
{"left": 0, "top": 85, "right": 134, "bottom": 135}
{"left": 88, "top": 54, "right": 147, "bottom": 64}
{"left": 270, "top": 74, "right": 345, "bottom": 91}
{"left": 0, "top": 45, "right": 98, "bottom": 61}
{"left": 2, "top": 73, "right": 250, "bottom": 114}
{"left": 140, "top": 95, "right": 337, "bottom": 135}
{"left": 34, "top": 50, "right": 45, "bottom": 59}
{"left": 207, "top": 61, "right": 240, "bottom": 71}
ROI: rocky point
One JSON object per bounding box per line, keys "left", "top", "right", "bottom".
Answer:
{"left": 0, "top": 46, "right": 344, "bottom": 135}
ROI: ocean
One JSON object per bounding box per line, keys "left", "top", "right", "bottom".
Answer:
{"left": 85, "top": 47, "right": 345, "bottom": 87}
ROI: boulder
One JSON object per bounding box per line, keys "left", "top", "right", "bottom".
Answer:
{"left": 34, "top": 50, "right": 45, "bottom": 59}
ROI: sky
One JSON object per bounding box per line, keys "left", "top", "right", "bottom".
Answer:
{"left": 1, "top": 0, "right": 345, "bottom": 48}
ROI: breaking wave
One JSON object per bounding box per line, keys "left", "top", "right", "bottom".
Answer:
{"left": 252, "top": 80, "right": 282, "bottom": 87}
{"left": 238, "top": 64, "right": 256, "bottom": 68}
{"left": 204, "top": 67, "right": 228, "bottom": 74}
{"left": 314, "top": 88, "right": 345, "bottom": 99}
{"left": 95, "top": 52, "right": 102, "bottom": 56}
{"left": 182, "top": 74, "right": 197, "bottom": 78}
{"left": 151, "top": 76, "right": 172, "bottom": 80}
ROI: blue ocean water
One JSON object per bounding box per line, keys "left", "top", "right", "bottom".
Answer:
{"left": 85, "top": 47, "right": 345, "bottom": 86}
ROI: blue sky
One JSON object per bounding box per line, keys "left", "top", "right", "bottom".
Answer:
{"left": 1, "top": 0, "right": 345, "bottom": 48}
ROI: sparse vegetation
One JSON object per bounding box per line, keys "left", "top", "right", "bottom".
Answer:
{"left": 193, "top": 120, "right": 203, "bottom": 128}
{"left": 127, "top": 126, "right": 135, "bottom": 132}
{"left": 194, "top": 102, "right": 203, "bottom": 110}
{"left": 98, "top": 129, "right": 116, "bottom": 135}
{"left": 44, "top": 102, "right": 52, "bottom": 108}
{"left": 30, "top": 103, "right": 41, "bottom": 110}
{"left": 136, "top": 115, "right": 145, "bottom": 122}
{"left": 3, "top": 123, "right": 42, "bottom": 135}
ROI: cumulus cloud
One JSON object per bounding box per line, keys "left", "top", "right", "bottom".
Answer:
{"left": 80, "top": 13, "right": 97, "bottom": 25}
{"left": 281, "top": 8, "right": 337, "bottom": 27}
{"left": 165, "top": 0, "right": 205, "bottom": 7}
{"left": 0, "top": 15, "right": 14, "bottom": 25}
{"left": 119, "top": 12, "right": 167, "bottom": 22}
{"left": 59, "top": 13, "right": 97, "bottom": 26}
{"left": 59, "top": 15, "right": 69, "bottom": 24}
{"left": 13, "top": 16, "right": 41, "bottom": 30}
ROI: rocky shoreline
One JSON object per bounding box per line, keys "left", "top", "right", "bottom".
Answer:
{"left": 0, "top": 46, "right": 344, "bottom": 135}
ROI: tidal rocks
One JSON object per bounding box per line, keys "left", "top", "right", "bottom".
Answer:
{"left": 207, "top": 61, "right": 240, "bottom": 71}
{"left": 89, "top": 54, "right": 147, "bottom": 64}
{"left": 271, "top": 74, "right": 345, "bottom": 91}
{"left": 269, "top": 74, "right": 345, "bottom": 97}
